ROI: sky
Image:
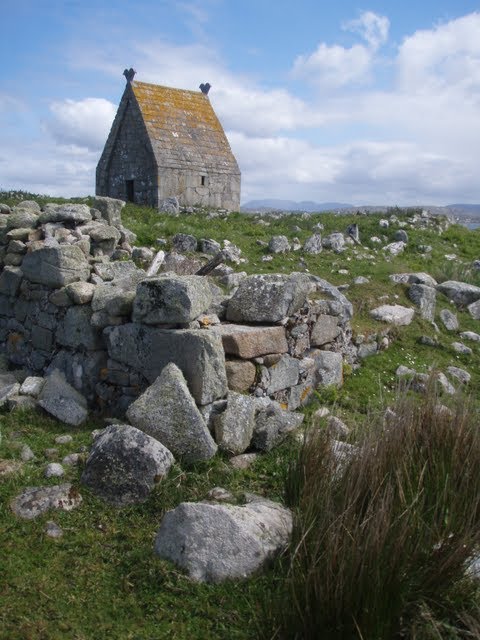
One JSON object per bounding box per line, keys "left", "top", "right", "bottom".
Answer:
{"left": 1, "top": 0, "right": 479, "bottom": 206}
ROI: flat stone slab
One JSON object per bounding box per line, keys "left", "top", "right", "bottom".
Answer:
{"left": 105, "top": 324, "right": 228, "bottom": 405}
{"left": 154, "top": 498, "right": 292, "bottom": 582}
{"left": 37, "top": 369, "right": 88, "bottom": 426}
{"left": 210, "top": 324, "right": 288, "bottom": 359}
{"left": 370, "top": 304, "right": 414, "bottom": 326}
{"left": 11, "top": 483, "right": 82, "bottom": 519}
{"left": 22, "top": 245, "right": 90, "bottom": 288}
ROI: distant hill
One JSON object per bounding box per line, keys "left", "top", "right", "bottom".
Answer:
{"left": 446, "top": 204, "right": 480, "bottom": 217}
{"left": 241, "top": 199, "right": 353, "bottom": 212}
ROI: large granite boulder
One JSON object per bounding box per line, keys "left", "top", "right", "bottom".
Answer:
{"left": 226, "top": 274, "right": 312, "bottom": 323}
{"left": 37, "top": 369, "right": 88, "bottom": 426}
{"left": 22, "top": 245, "right": 90, "bottom": 288}
{"left": 132, "top": 275, "right": 213, "bottom": 324}
{"left": 105, "top": 324, "right": 228, "bottom": 405}
{"left": 437, "top": 281, "right": 480, "bottom": 306}
{"left": 154, "top": 497, "right": 292, "bottom": 582}
{"left": 126, "top": 364, "right": 217, "bottom": 464}
{"left": 81, "top": 424, "right": 174, "bottom": 506}
{"left": 213, "top": 392, "right": 257, "bottom": 455}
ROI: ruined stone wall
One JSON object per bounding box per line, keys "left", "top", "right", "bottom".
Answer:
{"left": 0, "top": 197, "right": 355, "bottom": 421}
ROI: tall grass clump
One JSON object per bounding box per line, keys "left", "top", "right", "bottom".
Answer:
{"left": 271, "top": 392, "right": 480, "bottom": 639}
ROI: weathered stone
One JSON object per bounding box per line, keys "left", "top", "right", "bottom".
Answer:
{"left": 390, "top": 272, "right": 438, "bottom": 287}
{"left": 446, "top": 366, "right": 471, "bottom": 384}
{"left": 91, "top": 281, "right": 137, "bottom": 318}
{"left": 93, "top": 260, "right": 143, "bottom": 282}
{"left": 81, "top": 424, "right": 174, "bottom": 506}
{"left": 199, "top": 238, "right": 221, "bottom": 255}
{"left": 370, "top": 304, "right": 414, "bottom": 326}
{"left": 56, "top": 306, "right": 103, "bottom": 350}
{"left": 55, "top": 434, "right": 73, "bottom": 445}
{"left": 409, "top": 284, "right": 436, "bottom": 321}
{"left": 132, "top": 275, "right": 213, "bottom": 324}
{"left": 394, "top": 229, "right": 408, "bottom": 243}
{"left": 45, "top": 521, "right": 64, "bottom": 538}
{"left": 252, "top": 401, "right": 304, "bottom": 451}
{"left": 226, "top": 274, "right": 311, "bottom": 323}
{"left": 310, "top": 276, "right": 354, "bottom": 321}
{"left": 460, "top": 331, "right": 480, "bottom": 342}
{"left": 452, "top": 342, "right": 472, "bottom": 355}
{"left": 11, "top": 483, "right": 82, "bottom": 520}
{"left": 312, "top": 350, "right": 343, "bottom": 387}
{"left": 0, "top": 266, "right": 23, "bottom": 296}
{"left": 327, "top": 416, "right": 350, "bottom": 440}
{"left": 91, "top": 196, "right": 125, "bottom": 227}
{"left": 268, "top": 235, "right": 290, "bottom": 254}
{"left": 0, "top": 383, "right": 21, "bottom": 407}
{"left": 20, "top": 444, "right": 35, "bottom": 461}
{"left": 38, "top": 370, "right": 88, "bottom": 426}
{"left": 65, "top": 281, "right": 96, "bottom": 304}
{"left": 467, "top": 300, "right": 480, "bottom": 320}
{"left": 7, "top": 210, "right": 38, "bottom": 230}
{"left": 172, "top": 233, "right": 197, "bottom": 252}
{"left": 45, "top": 462, "right": 65, "bottom": 478}
{"left": 435, "top": 372, "right": 455, "bottom": 395}
{"left": 213, "top": 392, "right": 257, "bottom": 455}
{"left": 31, "top": 325, "right": 54, "bottom": 351}
{"left": 310, "top": 315, "right": 340, "bottom": 346}
{"left": 211, "top": 323, "right": 288, "bottom": 359}
{"left": 126, "top": 364, "right": 217, "bottom": 463}
{"left": 160, "top": 252, "right": 203, "bottom": 275}
{"left": 39, "top": 204, "right": 92, "bottom": 225}
{"left": 105, "top": 324, "right": 228, "bottom": 405}
{"left": 159, "top": 197, "right": 180, "bottom": 214}
{"left": 229, "top": 453, "right": 258, "bottom": 469}
{"left": 322, "top": 233, "right": 345, "bottom": 252}
{"left": 357, "top": 341, "right": 378, "bottom": 358}
{"left": 154, "top": 498, "right": 292, "bottom": 582}
{"left": 22, "top": 245, "right": 90, "bottom": 288}
{"left": 88, "top": 223, "right": 121, "bottom": 245}
{"left": 383, "top": 241, "right": 406, "bottom": 256}
{"left": 266, "top": 354, "right": 300, "bottom": 394}
{"left": 440, "top": 309, "right": 458, "bottom": 331}
{"left": 225, "top": 360, "right": 257, "bottom": 392}
{"left": 437, "top": 281, "right": 480, "bottom": 306}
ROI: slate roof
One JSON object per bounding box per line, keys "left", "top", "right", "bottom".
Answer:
{"left": 130, "top": 81, "right": 239, "bottom": 175}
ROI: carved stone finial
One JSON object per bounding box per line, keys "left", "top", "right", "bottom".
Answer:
{"left": 123, "top": 68, "right": 136, "bottom": 83}
{"left": 199, "top": 82, "right": 211, "bottom": 95}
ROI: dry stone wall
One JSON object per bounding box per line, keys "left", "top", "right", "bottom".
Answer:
{"left": 0, "top": 197, "right": 356, "bottom": 422}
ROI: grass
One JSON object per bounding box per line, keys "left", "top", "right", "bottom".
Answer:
{"left": 1, "top": 192, "right": 480, "bottom": 638}
{"left": 270, "top": 389, "right": 480, "bottom": 639}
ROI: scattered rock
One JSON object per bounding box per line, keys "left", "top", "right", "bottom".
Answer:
{"left": 446, "top": 366, "right": 471, "bottom": 384}
{"left": 327, "top": 416, "right": 350, "bottom": 440}
{"left": 45, "top": 463, "right": 65, "bottom": 478}
{"left": 211, "top": 324, "right": 288, "bottom": 359}
{"left": 268, "top": 235, "right": 290, "bottom": 254}
{"left": 55, "top": 435, "right": 73, "bottom": 445}
{"left": 409, "top": 284, "right": 436, "bottom": 321}
{"left": 252, "top": 401, "right": 304, "bottom": 451}
{"left": 11, "top": 483, "right": 82, "bottom": 520}
{"left": 452, "top": 342, "right": 472, "bottom": 355}
{"left": 440, "top": 309, "right": 459, "bottom": 331}
{"left": 229, "top": 453, "right": 258, "bottom": 470}
{"left": 38, "top": 370, "right": 88, "bottom": 426}
{"left": 214, "top": 392, "right": 257, "bottom": 455}
{"left": 383, "top": 241, "right": 406, "bottom": 256}
{"left": 370, "top": 304, "right": 414, "bottom": 326}
{"left": 81, "top": 424, "right": 174, "bottom": 506}
{"left": 437, "top": 281, "right": 480, "bottom": 306}
{"left": 154, "top": 498, "right": 292, "bottom": 582}
{"left": 45, "top": 520, "right": 64, "bottom": 539}
{"left": 460, "top": 331, "right": 480, "bottom": 342}
{"left": 467, "top": 300, "right": 480, "bottom": 320}
{"left": 303, "top": 233, "right": 322, "bottom": 254}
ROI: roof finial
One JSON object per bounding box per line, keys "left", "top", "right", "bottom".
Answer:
{"left": 199, "top": 82, "right": 211, "bottom": 95}
{"left": 123, "top": 68, "right": 136, "bottom": 83}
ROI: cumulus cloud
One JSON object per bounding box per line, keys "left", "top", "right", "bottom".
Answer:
{"left": 45, "top": 98, "right": 116, "bottom": 151}
{"left": 292, "top": 43, "right": 372, "bottom": 88}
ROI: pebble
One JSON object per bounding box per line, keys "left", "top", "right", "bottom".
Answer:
{"left": 20, "top": 444, "right": 35, "bottom": 462}
{"left": 45, "top": 521, "right": 64, "bottom": 539}
{"left": 45, "top": 463, "right": 65, "bottom": 478}
{"left": 55, "top": 435, "right": 73, "bottom": 445}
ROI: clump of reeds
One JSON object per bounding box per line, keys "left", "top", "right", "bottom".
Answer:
{"left": 271, "top": 391, "right": 480, "bottom": 639}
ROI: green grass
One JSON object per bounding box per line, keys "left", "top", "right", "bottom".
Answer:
{"left": 1, "top": 192, "right": 480, "bottom": 638}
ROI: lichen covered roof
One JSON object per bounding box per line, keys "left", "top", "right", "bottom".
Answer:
{"left": 131, "top": 81, "right": 240, "bottom": 174}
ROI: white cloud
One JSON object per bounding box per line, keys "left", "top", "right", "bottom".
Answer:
{"left": 292, "top": 43, "right": 372, "bottom": 88}
{"left": 45, "top": 98, "right": 116, "bottom": 151}
{"left": 344, "top": 11, "right": 390, "bottom": 50}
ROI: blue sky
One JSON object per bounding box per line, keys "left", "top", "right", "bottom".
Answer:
{"left": 1, "top": 0, "right": 479, "bottom": 205}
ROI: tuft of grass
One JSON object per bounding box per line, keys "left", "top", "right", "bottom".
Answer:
{"left": 270, "top": 390, "right": 480, "bottom": 639}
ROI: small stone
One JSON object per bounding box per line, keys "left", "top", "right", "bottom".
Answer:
{"left": 44, "top": 448, "right": 59, "bottom": 459}
{"left": 11, "top": 483, "right": 82, "bottom": 520}
{"left": 19, "top": 376, "right": 45, "bottom": 397}
{"left": 20, "top": 445, "right": 35, "bottom": 462}
{"left": 45, "top": 463, "right": 65, "bottom": 478}
{"left": 45, "top": 521, "right": 64, "bottom": 539}
{"left": 206, "top": 487, "right": 235, "bottom": 502}
{"left": 452, "top": 342, "right": 472, "bottom": 355}
{"left": 440, "top": 309, "right": 459, "bottom": 331}
{"left": 55, "top": 435, "right": 73, "bottom": 445}
{"left": 383, "top": 241, "right": 406, "bottom": 256}
{"left": 435, "top": 372, "right": 455, "bottom": 395}
{"left": 370, "top": 304, "right": 414, "bottom": 326}
{"left": 229, "top": 453, "right": 258, "bottom": 470}
{"left": 446, "top": 366, "right": 471, "bottom": 384}
{"left": 268, "top": 235, "right": 290, "bottom": 254}
{"left": 460, "top": 331, "right": 480, "bottom": 342}
{"left": 62, "top": 453, "right": 81, "bottom": 466}
{"left": 327, "top": 416, "right": 350, "bottom": 440}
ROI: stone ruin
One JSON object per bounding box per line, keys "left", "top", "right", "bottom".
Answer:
{"left": 1, "top": 196, "right": 361, "bottom": 580}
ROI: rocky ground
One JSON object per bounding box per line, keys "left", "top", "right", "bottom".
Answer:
{"left": 1, "top": 193, "right": 479, "bottom": 639}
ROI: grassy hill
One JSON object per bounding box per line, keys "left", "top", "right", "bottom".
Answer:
{"left": 1, "top": 193, "right": 480, "bottom": 639}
